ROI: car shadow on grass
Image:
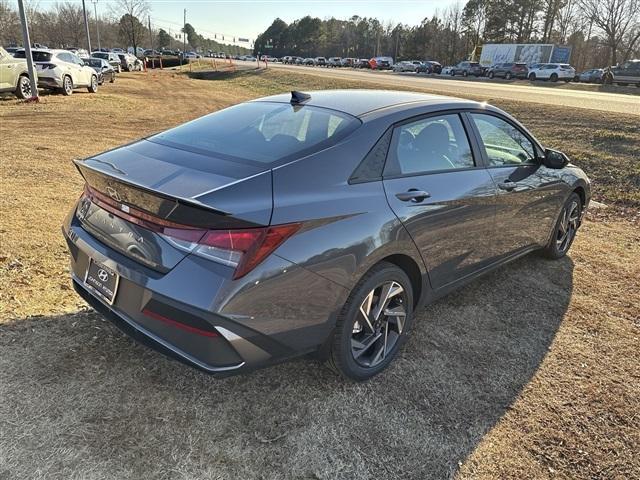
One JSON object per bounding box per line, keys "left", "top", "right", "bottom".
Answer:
{"left": 0, "top": 254, "right": 574, "bottom": 480}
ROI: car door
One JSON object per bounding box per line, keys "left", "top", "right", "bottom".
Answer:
{"left": 466, "top": 112, "right": 565, "bottom": 258}
{"left": 383, "top": 112, "right": 497, "bottom": 290}
{"left": 73, "top": 54, "right": 91, "bottom": 85}
{"left": 57, "top": 53, "right": 77, "bottom": 84}
{"left": 0, "top": 49, "right": 15, "bottom": 91}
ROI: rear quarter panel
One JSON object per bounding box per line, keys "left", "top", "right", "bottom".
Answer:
{"left": 270, "top": 119, "right": 428, "bottom": 295}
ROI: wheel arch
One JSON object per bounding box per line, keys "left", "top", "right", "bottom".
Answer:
{"left": 377, "top": 254, "right": 423, "bottom": 308}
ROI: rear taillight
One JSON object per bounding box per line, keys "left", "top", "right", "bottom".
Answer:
{"left": 196, "top": 224, "right": 301, "bottom": 278}
{"left": 81, "top": 185, "right": 300, "bottom": 279}
{"left": 38, "top": 63, "right": 56, "bottom": 69}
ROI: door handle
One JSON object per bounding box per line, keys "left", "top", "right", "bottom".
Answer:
{"left": 395, "top": 189, "right": 431, "bottom": 202}
{"left": 498, "top": 180, "right": 519, "bottom": 191}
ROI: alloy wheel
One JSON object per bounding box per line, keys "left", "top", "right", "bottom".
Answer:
{"left": 556, "top": 200, "right": 580, "bottom": 253}
{"left": 351, "top": 281, "right": 407, "bottom": 368}
{"left": 19, "top": 77, "right": 31, "bottom": 98}
{"left": 64, "top": 76, "right": 72, "bottom": 95}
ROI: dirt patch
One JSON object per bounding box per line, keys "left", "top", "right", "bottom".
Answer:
{"left": 1, "top": 69, "right": 638, "bottom": 479}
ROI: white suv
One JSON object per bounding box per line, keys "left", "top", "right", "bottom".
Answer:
{"left": 24, "top": 49, "right": 98, "bottom": 95}
{"left": 528, "top": 63, "right": 575, "bottom": 82}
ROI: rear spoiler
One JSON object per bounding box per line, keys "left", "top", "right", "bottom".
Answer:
{"left": 74, "top": 159, "right": 259, "bottom": 229}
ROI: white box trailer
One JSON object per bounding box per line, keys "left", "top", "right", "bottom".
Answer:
{"left": 479, "top": 44, "right": 571, "bottom": 67}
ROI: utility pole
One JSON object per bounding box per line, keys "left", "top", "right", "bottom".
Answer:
{"left": 16, "top": 0, "right": 38, "bottom": 100}
{"left": 148, "top": 15, "right": 152, "bottom": 52}
{"left": 92, "top": 0, "right": 100, "bottom": 51}
{"left": 81, "top": 0, "right": 92, "bottom": 53}
{"left": 183, "top": 9, "right": 187, "bottom": 53}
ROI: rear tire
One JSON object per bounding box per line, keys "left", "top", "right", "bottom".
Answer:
{"left": 505, "top": 72, "right": 512, "bottom": 80}
{"left": 541, "top": 193, "right": 582, "bottom": 259}
{"left": 15, "top": 75, "right": 32, "bottom": 99}
{"left": 488, "top": 71, "right": 494, "bottom": 79}
{"left": 61, "top": 75, "right": 73, "bottom": 96}
{"left": 327, "top": 262, "right": 414, "bottom": 381}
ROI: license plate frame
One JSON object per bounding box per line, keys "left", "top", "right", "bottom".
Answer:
{"left": 84, "top": 258, "right": 119, "bottom": 305}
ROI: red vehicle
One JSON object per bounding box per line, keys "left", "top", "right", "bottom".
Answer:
{"left": 369, "top": 57, "right": 393, "bottom": 70}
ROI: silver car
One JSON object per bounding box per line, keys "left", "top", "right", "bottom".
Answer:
{"left": 16, "top": 49, "right": 98, "bottom": 95}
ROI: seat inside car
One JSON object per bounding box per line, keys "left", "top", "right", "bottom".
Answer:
{"left": 401, "top": 122, "right": 455, "bottom": 173}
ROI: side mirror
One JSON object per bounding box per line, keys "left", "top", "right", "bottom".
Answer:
{"left": 543, "top": 148, "right": 569, "bottom": 169}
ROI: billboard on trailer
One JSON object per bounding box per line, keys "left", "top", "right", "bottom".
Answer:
{"left": 479, "top": 44, "right": 570, "bottom": 66}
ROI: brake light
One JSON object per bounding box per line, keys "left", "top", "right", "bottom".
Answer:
{"left": 81, "top": 185, "right": 301, "bottom": 279}
{"left": 196, "top": 224, "right": 301, "bottom": 279}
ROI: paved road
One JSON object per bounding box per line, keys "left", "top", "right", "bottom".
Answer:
{"left": 254, "top": 62, "right": 639, "bottom": 116}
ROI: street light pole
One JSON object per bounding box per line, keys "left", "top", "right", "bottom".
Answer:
{"left": 81, "top": 0, "right": 92, "bottom": 54}
{"left": 16, "top": 0, "right": 38, "bottom": 101}
{"left": 92, "top": 0, "right": 100, "bottom": 51}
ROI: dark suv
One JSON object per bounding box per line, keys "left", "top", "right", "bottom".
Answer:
{"left": 604, "top": 60, "right": 640, "bottom": 87}
{"left": 487, "top": 62, "right": 528, "bottom": 79}
{"left": 451, "top": 61, "right": 483, "bottom": 77}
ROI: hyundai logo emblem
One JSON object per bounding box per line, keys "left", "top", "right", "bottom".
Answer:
{"left": 97, "top": 269, "right": 109, "bottom": 282}
{"left": 106, "top": 186, "right": 122, "bottom": 202}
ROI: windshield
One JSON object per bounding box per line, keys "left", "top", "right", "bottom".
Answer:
{"left": 149, "top": 101, "right": 361, "bottom": 165}
{"left": 87, "top": 59, "right": 102, "bottom": 67}
{"left": 15, "top": 51, "right": 52, "bottom": 62}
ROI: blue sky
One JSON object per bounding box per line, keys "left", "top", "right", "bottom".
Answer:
{"left": 49, "top": 0, "right": 458, "bottom": 47}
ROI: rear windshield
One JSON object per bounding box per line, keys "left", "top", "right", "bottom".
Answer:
{"left": 15, "top": 50, "right": 52, "bottom": 62}
{"left": 149, "top": 101, "right": 361, "bottom": 165}
{"left": 87, "top": 58, "right": 102, "bottom": 67}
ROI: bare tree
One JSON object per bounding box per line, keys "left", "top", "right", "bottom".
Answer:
{"left": 0, "top": 0, "right": 21, "bottom": 44}
{"left": 580, "top": 0, "right": 640, "bottom": 64}
{"left": 114, "top": 0, "right": 148, "bottom": 55}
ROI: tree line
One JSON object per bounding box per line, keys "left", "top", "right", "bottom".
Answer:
{"left": 253, "top": 0, "right": 640, "bottom": 69}
{"left": 0, "top": 0, "right": 250, "bottom": 55}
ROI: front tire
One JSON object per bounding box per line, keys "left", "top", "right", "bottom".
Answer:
{"left": 542, "top": 193, "right": 582, "bottom": 259}
{"left": 15, "top": 75, "right": 32, "bottom": 99}
{"left": 550, "top": 73, "right": 559, "bottom": 82}
{"left": 529, "top": 73, "right": 536, "bottom": 81}
{"left": 505, "top": 72, "right": 512, "bottom": 80}
{"left": 327, "top": 262, "right": 414, "bottom": 381}
{"left": 88, "top": 75, "right": 98, "bottom": 93}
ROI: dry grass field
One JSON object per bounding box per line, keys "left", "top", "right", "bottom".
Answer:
{"left": 0, "top": 69, "right": 638, "bottom": 480}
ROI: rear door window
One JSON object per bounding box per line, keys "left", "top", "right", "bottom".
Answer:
{"left": 385, "top": 114, "right": 475, "bottom": 176}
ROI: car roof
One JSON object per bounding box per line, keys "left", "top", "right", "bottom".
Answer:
{"left": 253, "top": 89, "right": 481, "bottom": 117}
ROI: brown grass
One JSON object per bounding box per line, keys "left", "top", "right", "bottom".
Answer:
{"left": 0, "top": 69, "right": 638, "bottom": 479}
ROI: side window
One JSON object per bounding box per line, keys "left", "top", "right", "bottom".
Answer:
{"left": 470, "top": 113, "right": 536, "bottom": 166}
{"left": 386, "top": 114, "right": 475, "bottom": 176}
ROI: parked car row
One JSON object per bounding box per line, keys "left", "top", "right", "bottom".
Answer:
{"left": 393, "top": 60, "right": 443, "bottom": 74}
{"left": 0, "top": 46, "right": 142, "bottom": 98}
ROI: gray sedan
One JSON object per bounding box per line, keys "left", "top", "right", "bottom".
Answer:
{"left": 63, "top": 90, "right": 590, "bottom": 381}
{"left": 577, "top": 68, "right": 604, "bottom": 83}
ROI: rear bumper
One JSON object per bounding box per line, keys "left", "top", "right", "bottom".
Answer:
{"left": 62, "top": 207, "right": 347, "bottom": 374}
{"left": 37, "top": 75, "right": 63, "bottom": 88}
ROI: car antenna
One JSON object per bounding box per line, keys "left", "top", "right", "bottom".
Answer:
{"left": 290, "top": 91, "right": 311, "bottom": 104}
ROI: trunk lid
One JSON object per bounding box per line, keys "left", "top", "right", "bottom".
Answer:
{"left": 75, "top": 139, "right": 273, "bottom": 271}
